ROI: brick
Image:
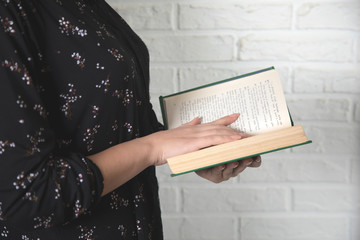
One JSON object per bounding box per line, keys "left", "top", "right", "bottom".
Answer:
{"left": 297, "top": 2, "right": 360, "bottom": 30}
{"left": 286, "top": 97, "right": 351, "bottom": 121}
{"left": 238, "top": 33, "right": 354, "bottom": 62}
{"left": 179, "top": 67, "right": 246, "bottom": 91}
{"left": 294, "top": 124, "right": 360, "bottom": 155}
{"left": 183, "top": 187, "right": 287, "bottom": 212}
{"left": 110, "top": 3, "right": 173, "bottom": 30}
{"left": 240, "top": 217, "right": 347, "bottom": 240}
{"left": 350, "top": 217, "right": 360, "bottom": 240}
{"left": 181, "top": 217, "right": 235, "bottom": 240}
{"left": 293, "top": 68, "right": 326, "bottom": 93}
{"left": 150, "top": 67, "right": 176, "bottom": 94}
{"left": 159, "top": 187, "right": 178, "bottom": 213}
{"left": 161, "top": 217, "right": 184, "bottom": 240}
{"left": 179, "top": 3, "right": 292, "bottom": 30}
{"left": 293, "top": 187, "right": 359, "bottom": 211}
{"left": 143, "top": 35, "right": 235, "bottom": 62}
{"left": 331, "top": 69, "right": 360, "bottom": 93}
{"left": 293, "top": 67, "right": 360, "bottom": 93}
{"left": 149, "top": 67, "right": 176, "bottom": 120}
{"left": 240, "top": 155, "right": 349, "bottom": 183}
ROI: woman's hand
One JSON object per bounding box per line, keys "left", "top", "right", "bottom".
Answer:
{"left": 143, "top": 113, "right": 262, "bottom": 183}
{"left": 143, "top": 113, "right": 249, "bottom": 166}
{"left": 89, "top": 113, "right": 261, "bottom": 195}
{"left": 195, "top": 155, "right": 261, "bottom": 183}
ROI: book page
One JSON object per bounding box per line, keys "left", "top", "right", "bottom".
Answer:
{"left": 163, "top": 69, "right": 292, "bottom": 135}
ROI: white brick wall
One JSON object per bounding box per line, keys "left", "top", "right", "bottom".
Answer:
{"left": 108, "top": 0, "right": 360, "bottom": 239}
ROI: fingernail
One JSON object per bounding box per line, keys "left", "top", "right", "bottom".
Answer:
{"left": 233, "top": 162, "right": 239, "bottom": 168}
{"left": 246, "top": 160, "right": 253, "bottom": 166}
{"left": 231, "top": 135, "right": 242, "bottom": 140}
{"left": 253, "top": 156, "right": 261, "bottom": 162}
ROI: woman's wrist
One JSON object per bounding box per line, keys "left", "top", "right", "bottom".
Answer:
{"left": 137, "top": 133, "right": 163, "bottom": 166}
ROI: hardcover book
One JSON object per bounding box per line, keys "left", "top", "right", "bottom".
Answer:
{"left": 159, "top": 67, "right": 311, "bottom": 176}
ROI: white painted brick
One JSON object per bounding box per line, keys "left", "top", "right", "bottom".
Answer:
{"left": 179, "top": 67, "right": 246, "bottom": 91}
{"left": 150, "top": 67, "right": 176, "bottom": 94}
{"left": 179, "top": 3, "right": 292, "bottom": 30}
{"left": 143, "top": 34, "right": 235, "bottom": 62}
{"left": 331, "top": 69, "right": 360, "bottom": 93}
{"left": 240, "top": 155, "right": 349, "bottom": 183}
{"left": 149, "top": 67, "right": 176, "bottom": 120}
{"left": 297, "top": 2, "right": 360, "bottom": 30}
{"left": 350, "top": 217, "right": 360, "bottom": 240}
{"left": 159, "top": 187, "right": 178, "bottom": 213}
{"left": 238, "top": 33, "right": 355, "bottom": 62}
{"left": 181, "top": 217, "right": 235, "bottom": 240}
{"left": 240, "top": 217, "right": 347, "bottom": 240}
{"left": 293, "top": 187, "right": 359, "bottom": 211}
{"left": 286, "top": 97, "right": 351, "bottom": 121}
{"left": 293, "top": 67, "right": 360, "bottom": 93}
{"left": 183, "top": 187, "right": 287, "bottom": 212}
{"left": 178, "top": 66, "right": 291, "bottom": 93}
{"left": 161, "top": 217, "right": 184, "bottom": 240}
{"left": 294, "top": 125, "right": 360, "bottom": 155}
{"left": 110, "top": 3, "right": 173, "bottom": 30}
{"left": 293, "top": 69, "right": 326, "bottom": 93}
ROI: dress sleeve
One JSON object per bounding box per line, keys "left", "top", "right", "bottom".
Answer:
{"left": 0, "top": 2, "right": 104, "bottom": 230}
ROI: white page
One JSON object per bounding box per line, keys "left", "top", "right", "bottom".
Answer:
{"left": 164, "top": 69, "right": 292, "bottom": 135}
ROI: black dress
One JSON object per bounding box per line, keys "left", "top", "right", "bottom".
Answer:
{"left": 0, "top": 0, "right": 163, "bottom": 239}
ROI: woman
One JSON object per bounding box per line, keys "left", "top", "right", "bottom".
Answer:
{"left": 0, "top": 0, "right": 261, "bottom": 239}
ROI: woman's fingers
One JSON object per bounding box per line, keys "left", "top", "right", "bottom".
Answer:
{"left": 247, "top": 156, "right": 262, "bottom": 168}
{"left": 150, "top": 113, "right": 256, "bottom": 167}
{"left": 208, "top": 113, "right": 240, "bottom": 126}
{"left": 183, "top": 116, "right": 202, "bottom": 126}
{"left": 195, "top": 156, "right": 262, "bottom": 183}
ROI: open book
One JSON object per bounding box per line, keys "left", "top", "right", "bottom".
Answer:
{"left": 159, "top": 67, "right": 311, "bottom": 176}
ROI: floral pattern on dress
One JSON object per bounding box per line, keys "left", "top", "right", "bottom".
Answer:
{"left": 0, "top": 0, "right": 162, "bottom": 239}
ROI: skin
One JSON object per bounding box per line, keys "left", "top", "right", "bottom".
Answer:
{"left": 88, "top": 113, "right": 261, "bottom": 196}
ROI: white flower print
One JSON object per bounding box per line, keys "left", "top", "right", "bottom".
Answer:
{"left": 60, "top": 83, "right": 82, "bottom": 119}
{"left": 71, "top": 52, "right": 86, "bottom": 69}
{"left": 0, "top": 16, "right": 15, "bottom": 34}
{"left": 58, "top": 17, "right": 87, "bottom": 37}
{"left": 0, "top": 140, "right": 15, "bottom": 155}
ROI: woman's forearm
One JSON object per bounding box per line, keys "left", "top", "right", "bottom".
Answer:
{"left": 87, "top": 137, "right": 154, "bottom": 196}
{"left": 88, "top": 114, "right": 247, "bottom": 196}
